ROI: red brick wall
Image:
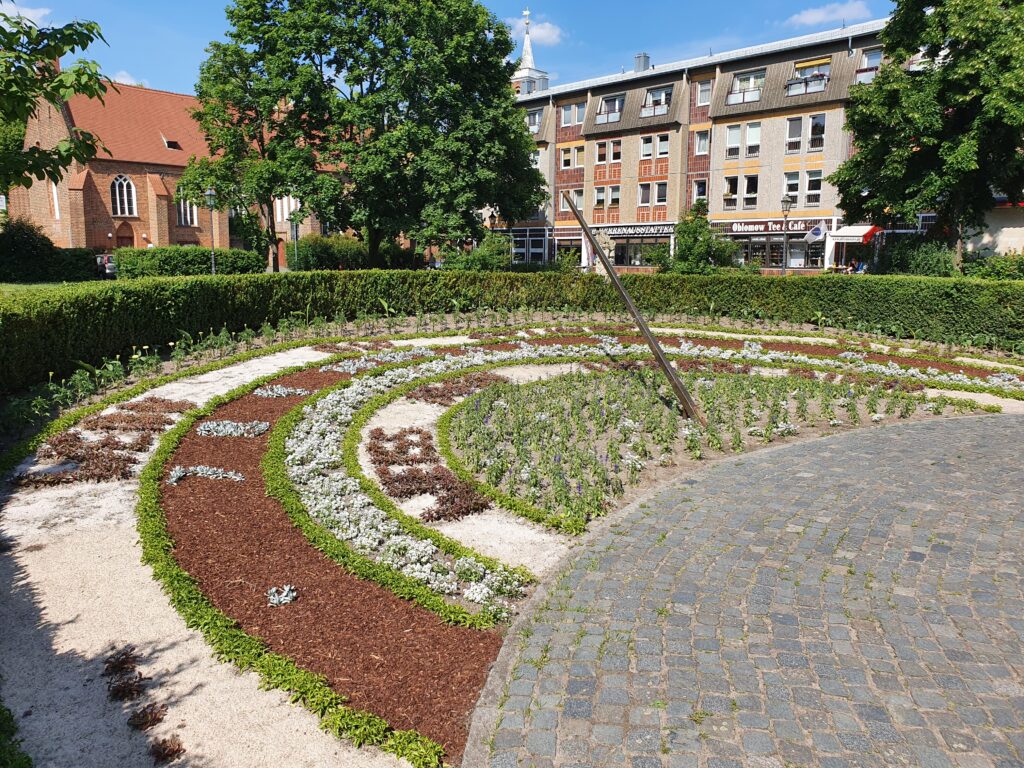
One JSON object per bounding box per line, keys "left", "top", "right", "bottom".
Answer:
{"left": 686, "top": 75, "right": 714, "bottom": 209}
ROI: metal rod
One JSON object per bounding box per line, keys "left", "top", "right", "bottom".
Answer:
{"left": 559, "top": 191, "right": 705, "bottom": 425}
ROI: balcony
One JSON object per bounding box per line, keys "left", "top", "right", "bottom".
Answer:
{"left": 639, "top": 103, "right": 669, "bottom": 118}
{"left": 855, "top": 67, "right": 878, "bottom": 85}
{"left": 595, "top": 111, "right": 622, "bottom": 125}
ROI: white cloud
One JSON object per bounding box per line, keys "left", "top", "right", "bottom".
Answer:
{"left": 784, "top": 1, "right": 872, "bottom": 27}
{"left": 0, "top": 1, "right": 52, "bottom": 25}
{"left": 113, "top": 70, "right": 150, "bottom": 88}
{"left": 505, "top": 16, "right": 563, "bottom": 46}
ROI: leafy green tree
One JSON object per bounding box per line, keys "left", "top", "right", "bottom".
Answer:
{"left": 656, "top": 200, "right": 738, "bottom": 273}
{"left": 829, "top": 0, "right": 1024, "bottom": 265}
{"left": 294, "top": 0, "right": 545, "bottom": 259}
{"left": 0, "top": 12, "right": 110, "bottom": 192}
{"left": 440, "top": 231, "right": 512, "bottom": 271}
{"left": 178, "top": 0, "right": 344, "bottom": 271}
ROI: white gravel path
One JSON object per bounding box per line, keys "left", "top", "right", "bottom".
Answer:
{"left": 954, "top": 356, "right": 1024, "bottom": 373}
{"left": 0, "top": 347, "right": 408, "bottom": 768}
{"left": 651, "top": 327, "right": 839, "bottom": 345}
{"left": 391, "top": 335, "right": 475, "bottom": 348}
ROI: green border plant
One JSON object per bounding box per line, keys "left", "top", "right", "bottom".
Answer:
{"left": 137, "top": 370, "right": 446, "bottom": 768}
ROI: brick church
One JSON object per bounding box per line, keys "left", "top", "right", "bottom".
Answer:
{"left": 9, "top": 82, "right": 321, "bottom": 267}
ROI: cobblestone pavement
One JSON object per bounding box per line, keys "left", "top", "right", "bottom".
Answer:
{"left": 485, "top": 416, "right": 1024, "bottom": 768}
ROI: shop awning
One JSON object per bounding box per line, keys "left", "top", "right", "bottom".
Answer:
{"left": 829, "top": 225, "right": 882, "bottom": 244}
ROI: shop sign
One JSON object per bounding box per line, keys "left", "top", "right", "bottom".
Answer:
{"left": 727, "top": 219, "right": 825, "bottom": 234}
{"left": 601, "top": 224, "right": 675, "bottom": 237}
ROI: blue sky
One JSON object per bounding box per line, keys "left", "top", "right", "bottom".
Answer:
{"left": 2, "top": 0, "right": 894, "bottom": 94}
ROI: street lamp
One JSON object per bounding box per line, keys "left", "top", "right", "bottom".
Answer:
{"left": 487, "top": 211, "right": 498, "bottom": 230}
{"left": 780, "top": 194, "right": 795, "bottom": 270}
{"left": 204, "top": 188, "right": 217, "bottom": 274}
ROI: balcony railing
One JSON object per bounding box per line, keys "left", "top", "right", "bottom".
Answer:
{"left": 854, "top": 67, "right": 878, "bottom": 85}
{"left": 726, "top": 87, "right": 762, "bottom": 105}
{"left": 639, "top": 103, "right": 670, "bottom": 118}
{"left": 595, "top": 111, "right": 622, "bottom": 124}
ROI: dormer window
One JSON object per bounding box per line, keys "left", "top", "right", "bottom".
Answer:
{"left": 526, "top": 108, "right": 543, "bottom": 134}
{"left": 163, "top": 137, "right": 183, "bottom": 150}
{"left": 787, "top": 58, "right": 831, "bottom": 96}
{"left": 596, "top": 94, "right": 625, "bottom": 124}
{"left": 640, "top": 86, "right": 672, "bottom": 118}
{"left": 856, "top": 48, "right": 883, "bottom": 84}
{"left": 726, "top": 70, "right": 765, "bottom": 104}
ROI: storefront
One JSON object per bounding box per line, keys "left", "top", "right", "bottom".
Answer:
{"left": 509, "top": 227, "right": 550, "bottom": 265}
{"left": 714, "top": 218, "right": 837, "bottom": 269}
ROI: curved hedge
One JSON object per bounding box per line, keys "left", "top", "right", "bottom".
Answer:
{"left": 1, "top": 270, "right": 1021, "bottom": 392}
{"left": 114, "top": 246, "right": 265, "bottom": 278}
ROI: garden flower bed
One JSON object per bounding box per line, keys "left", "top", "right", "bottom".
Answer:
{"left": 2, "top": 316, "right": 1017, "bottom": 768}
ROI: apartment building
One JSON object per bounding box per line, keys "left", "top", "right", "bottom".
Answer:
{"left": 511, "top": 16, "right": 887, "bottom": 272}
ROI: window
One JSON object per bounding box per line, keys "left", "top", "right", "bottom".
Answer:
{"left": 745, "top": 122, "right": 761, "bottom": 157}
{"left": 274, "top": 195, "right": 300, "bottom": 222}
{"left": 809, "top": 114, "right": 826, "bottom": 151}
{"left": 177, "top": 198, "right": 199, "bottom": 227}
{"left": 806, "top": 170, "right": 823, "bottom": 205}
{"left": 526, "top": 109, "right": 542, "bottom": 134}
{"left": 696, "top": 80, "right": 712, "bottom": 106}
{"left": 596, "top": 142, "right": 607, "bottom": 164}
{"left": 787, "top": 58, "right": 831, "bottom": 96}
{"left": 743, "top": 175, "right": 758, "bottom": 209}
{"left": 110, "top": 175, "right": 136, "bottom": 217}
{"left": 726, "top": 124, "right": 741, "bottom": 158}
{"left": 694, "top": 130, "right": 709, "bottom": 155}
{"left": 641, "top": 86, "right": 672, "bottom": 117}
{"left": 561, "top": 148, "right": 572, "bottom": 169}
{"left": 693, "top": 179, "right": 708, "bottom": 203}
{"left": 574, "top": 146, "right": 585, "bottom": 167}
{"left": 163, "top": 137, "right": 182, "bottom": 150}
{"left": 726, "top": 69, "right": 765, "bottom": 104}
{"left": 655, "top": 182, "right": 668, "bottom": 205}
{"left": 784, "top": 171, "right": 800, "bottom": 200}
{"left": 50, "top": 181, "right": 60, "bottom": 221}
{"left": 595, "top": 186, "right": 606, "bottom": 207}
{"left": 609, "top": 185, "right": 621, "bottom": 206}
{"left": 638, "top": 183, "right": 652, "bottom": 206}
{"left": 723, "top": 176, "right": 738, "bottom": 210}
{"left": 640, "top": 136, "right": 654, "bottom": 160}
{"left": 786, "top": 117, "right": 802, "bottom": 153}
{"left": 610, "top": 140, "right": 622, "bottom": 162}
{"left": 596, "top": 94, "right": 625, "bottom": 124}
{"left": 561, "top": 101, "right": 586, "bottom": 127}
{"left": 560, "top": 188, "right": 584, "bottom": 211}
{"left": 530, "top": 150, "right": 540, "bottom": 168}
{"left": 856, "top": 48, "right": 882, "bottom": 84}
{"left": 656, "top": 133, "right": 670, "bottom": 158}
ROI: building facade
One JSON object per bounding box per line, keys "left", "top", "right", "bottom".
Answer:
{"left": 510, "top": 18, "right": 889, "bottom": 272}
{"left": 9, "top": 82, "right": 324, "bottom": 269}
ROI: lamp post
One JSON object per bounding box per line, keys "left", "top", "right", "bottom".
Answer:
{"left": 204, "top": 187, "right": 217, "bottom": 274}
{"left": 487, "top": 211, "right": 498, "bottom": 230}
{"left": 780, "top": 194, "right": 795, "bottom": 270}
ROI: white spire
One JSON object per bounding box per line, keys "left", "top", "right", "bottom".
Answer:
{"left": 521, "top": 8, "right": 536, "bottom": 70}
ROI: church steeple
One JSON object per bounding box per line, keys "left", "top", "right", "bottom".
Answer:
{"left": 521, "top": 8, "right": 536, "bottom": 70}
{"left": 512, "top": 7, "right": 549, "bottom": 94}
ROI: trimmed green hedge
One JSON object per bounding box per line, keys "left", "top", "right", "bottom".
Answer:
{"left": 114, "top": 246, "right": 265, "bottom": 278}
{"left": 1, "top": 271, "right": 1022, "bottom": 392}
{"left": 0, "top": 217, "right": 97, "bottom": 283}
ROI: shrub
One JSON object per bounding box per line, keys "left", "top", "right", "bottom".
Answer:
{"left": 0, "top": 271, "right": 1022, "bottom": 392}
{"left": 114, "top": 246, "right": 265, "bottom": 278}
{"left": 441, "top": 233, "right": 512, "bottom": 272}
{"left": 964, "top": 251, "right": 1024, "bottom": 280}
{"left": 0, "top": 217, "right": 97, "bottom": 282}
{"left": 291, "top": 234, "right": 370, "bottom": 271}
{"left": 875, "top": 236, "right": 959, "bottom": 277}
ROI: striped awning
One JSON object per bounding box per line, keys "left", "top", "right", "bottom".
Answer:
{"left": 829, "top": 225, "right": 882, "bottom": 244}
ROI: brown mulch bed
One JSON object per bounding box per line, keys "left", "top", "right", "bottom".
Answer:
{"left": 528, "top": 335, "right": 597, "bottom": 347}
{"left": 161, "top": 380, "right": 501, "bottom": 763}
{"left": 478, "top": 342, "right": 521, "bottom": 353}
{"left": 862, "top": 352, "right": 1020, "bottom": 381}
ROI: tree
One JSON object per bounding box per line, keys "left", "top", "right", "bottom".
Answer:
{"left": 0, "top": 12, "right": 109, "bottom": 192}
{"left": 178, "top": 0, "right": 342, "bottom": 271}
{"left": 829, "top": 0, "right": 1024, "bottom": 265}
{"left": 654, "top": 199, "right": 738, "bottom": 273}
{"left": 294, "top": 0, "right": 545, "bottom": 259}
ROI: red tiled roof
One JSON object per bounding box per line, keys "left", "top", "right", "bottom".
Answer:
{"left": 66, "top": 83, "right": 209, "bottom": 167}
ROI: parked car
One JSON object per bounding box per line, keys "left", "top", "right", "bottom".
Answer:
{"left": 96, "top": 253, "right": 117, "bottom": 279}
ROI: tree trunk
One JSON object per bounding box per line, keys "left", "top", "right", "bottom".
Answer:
{"left": 955, "top": 222, "right": 964, "bottom": 273}
{"left": 367, "top": 226, "right": 383, "bottom": 265}
{"left": 262, "top": 204, "right": 279, "bottom": 273}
